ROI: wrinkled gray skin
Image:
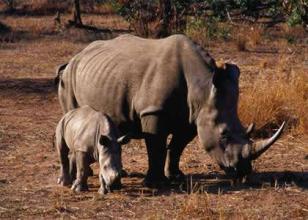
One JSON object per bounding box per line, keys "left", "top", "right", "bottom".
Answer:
{"left": 55, "top": 105, "right": 129, "bottom": 194}
{"left": 56, "top": 34, "right": 284, "bottom": 187}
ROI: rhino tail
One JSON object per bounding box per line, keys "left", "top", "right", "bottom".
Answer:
{"left": 54, "top": 63, "right": 68, "bottom": 86}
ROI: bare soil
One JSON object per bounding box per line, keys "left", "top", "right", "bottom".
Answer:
{"left": 0, "top": 15, "right": 307, "bottom": 219}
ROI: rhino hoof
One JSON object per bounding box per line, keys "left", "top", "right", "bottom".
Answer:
{"left": 71, "top": 182, "right": 88, "bottom": 192}
{"left": 98, "top": 187, "right": 108, "bottom": 195}
{"left": 143, "top": 175, "right": 170, "bottom": 189}
{"left": 167, "top": 171, "right": 186, "bottom": 185}
{"left": 57, "top": 176, "right": 71, "bottom": 186}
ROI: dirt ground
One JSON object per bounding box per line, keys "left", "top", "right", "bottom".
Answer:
{"left": 0, "top": 14, "right": 307, "bottom": 219}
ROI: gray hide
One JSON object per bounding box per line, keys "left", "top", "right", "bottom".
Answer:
{"left": 55, "top": 105, "right": 127, "bottom": 194}
{"left": 57, "top": 34, "right": 285, "bottom": 187}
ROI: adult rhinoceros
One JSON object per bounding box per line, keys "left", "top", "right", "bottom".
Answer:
{"left": 56, "top": 34, "right": 285, "bottom": 187}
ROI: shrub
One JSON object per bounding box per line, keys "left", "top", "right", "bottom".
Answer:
{"left": 185, "top": 16, "right": 231, "bottom": 45}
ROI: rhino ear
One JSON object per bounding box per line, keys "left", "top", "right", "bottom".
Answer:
{"left": 213, "top": 63, "right": 240, "bottom": 88}
{"left": 99, "top": 135, "right": 111, "bottom": 146}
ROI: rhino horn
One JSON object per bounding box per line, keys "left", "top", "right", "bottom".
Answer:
{"left": 117, "top": 134, "right": 130, "bottom": 145}
{"left": 249, "top": 121, "right": 286, "bottom": 160}
{"left": 246, "top": 123, "right": 255, "bottom": 137}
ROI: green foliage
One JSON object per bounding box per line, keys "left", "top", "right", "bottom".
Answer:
{"left": 285, "top": 0, "right": 307, "bottom": 26}
{"left": 107, "top": 0, "right": 306, "bottom": 36}
{"left": 185, "top": 16, "right": 231, "bottom": 43}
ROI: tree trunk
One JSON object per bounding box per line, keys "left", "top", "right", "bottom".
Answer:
{"left": 4, "top": 0, "right": 14, "bottom": 13}
{"left": 71, "top": 0, "right": 82, "bottom": 26}
{"left": 155, "top": 0, "right": 172, "bottom": 38}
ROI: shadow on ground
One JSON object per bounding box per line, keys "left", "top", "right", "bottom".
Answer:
{"left": 0, "top": 78, "right": 56, "bottom": 94}
{"left": 120, "top": 171, "right": 308, "bottom": 197}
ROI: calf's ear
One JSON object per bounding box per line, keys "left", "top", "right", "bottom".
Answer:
{"left": 99, "top": 135, "right": 112, "bottom": 146}
{"left": 117, "top": 135, "right": 130, "bottom": 145}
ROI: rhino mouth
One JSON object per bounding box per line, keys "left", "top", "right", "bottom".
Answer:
{"left": 101, "top": 174, "right": 122, "bottom": 194}
{"left": 220, "top": 161, "right": 252, "bottom": 181}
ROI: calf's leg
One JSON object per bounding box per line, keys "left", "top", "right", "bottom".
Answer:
{"left": 69, "top": 153, "right": 76, "bottom": 182}
{"left": 71, "top": 152, "right": 89, "bottom": 192}
{"left": 57, "top": 138, "right": 71, "bottom": 186}
{"left": 70, "top": 152, "right": 93, "bottom": 181}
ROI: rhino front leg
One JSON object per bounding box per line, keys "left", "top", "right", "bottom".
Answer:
{"left": 165, "top": 129, "right": 195, "bottom": 184}
{"left": 69, "top": 153, "right": 93, "bottom": 181}
{"left": 71, "top": 152, "right": 89, "bottom": 192}
{"left": 141, "top": 115, "right": 169, "bottom": 188}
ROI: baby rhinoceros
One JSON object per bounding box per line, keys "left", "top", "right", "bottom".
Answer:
{"left": 55, "top": 105, "right": 129, "bottom": 194}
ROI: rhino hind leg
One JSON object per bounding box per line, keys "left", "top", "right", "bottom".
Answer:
{"left": 58, "top": 79, "right": 79, "bottom": 113}
{"left": 141, "top": 115, "right": 169, "bottom": 188}
{"left": 71, "top": 151, "right": 89, "bottom": 192}
{"left": 69, "top": 153, "right": 77, "bottom": 182}
{"left": 57, "top": 137, "right": 72, "bottom": 186}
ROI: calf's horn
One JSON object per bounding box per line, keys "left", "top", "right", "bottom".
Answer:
{"left": 246, "top": 123, "right": 255, "bottom": 136}
{"left": 250, "top": 121, "right": 286, "bottom": 160}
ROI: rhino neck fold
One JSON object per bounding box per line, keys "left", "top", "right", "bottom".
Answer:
{"left": 179, "top": 41, "right": 215, "bottom": 123}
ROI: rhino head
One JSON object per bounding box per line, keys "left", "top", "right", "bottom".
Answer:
{"left": 196, "top": 63, "right": 285, "bottom": 179}
{"left": 97, "top": 117, "right": 130, "bottom": 195}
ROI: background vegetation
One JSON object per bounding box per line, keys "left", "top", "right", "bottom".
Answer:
{"left": 1, "top": 0, "right": 306, "bottom": 135}
{"left": 0, "top": 1, "right": 307, "bottom": 219}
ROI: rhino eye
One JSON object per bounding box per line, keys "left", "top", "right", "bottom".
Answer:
{"left": 221, "top": 129, "right": 231, "bottom": 139}
{"left": 219, "top": 136, "right": 228, "bottom": 146}
{"left": 99, "top": 135, "right": 112, "bottom": 147}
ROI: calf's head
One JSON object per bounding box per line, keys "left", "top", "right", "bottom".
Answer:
{"left": 197, "top": 63, "right": 285, "bottom": 179}
{"left": 97, "top": 116, "right": 130, "bottom": 194}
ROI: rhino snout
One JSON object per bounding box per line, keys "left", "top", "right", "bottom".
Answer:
{"left": 220, "top": 159, "right": 252, "bottom": 180}
{"left": 101, "top": 169, "right": 122, "bottom": 192}
{"left": 109, "top": 175, "right": 122, "bottom": 191}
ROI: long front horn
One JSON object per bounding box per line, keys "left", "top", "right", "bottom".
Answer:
{"left": 250, "top": 121, "right": 286, "bottom": 160}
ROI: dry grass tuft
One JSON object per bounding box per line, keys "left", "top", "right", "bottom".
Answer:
{"left": 234, "top": 25, "right": 263, "bottom": 51}
{"left": 178, "top": 193, "right": 219, "bottom": 219}
{"left": 239, "top": 61, "right": 308, "bottom": 135}
{"left": 248, "top": 25, "right": 263, "bottom": 47}
{"left": 236, "top": 34, "right": 248, "bottom": 51}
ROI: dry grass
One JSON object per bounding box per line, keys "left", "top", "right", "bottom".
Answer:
{"left": 0, "top": 11, "right": 307, "bottom": 219}
{"left": 239, "top": 56, "right": 308, "bottom": 135}
{"left": 0, "top": 0, "right": 116, "bottom": 15}
{"left": 234, "top": 25, "right": 264, "bottom": 51}
{"left": 236, "top": 34, "right": 248, "bottom": 51}
{"left": 178, "top": 193, "right": 219, "bottom": 219}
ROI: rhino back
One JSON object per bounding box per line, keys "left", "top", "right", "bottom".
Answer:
{"left": 65, "top": 34, "right": 214, "bottom": 134}
{"left": 61, "top": 106, "right": 100, "bottom": 153}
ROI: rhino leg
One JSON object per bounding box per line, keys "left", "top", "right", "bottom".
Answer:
{"left": 141, "top": 115, "right": 169, "bottom": 188}
{"left": 144, "top": 134, "right": 169, "bottom": 188}
{"left": 165, "top": 130, "right": 196, "bottom": 183}
{"left": 71, "top": 152, "right": 89, "bottom": 192}
{"left": 57, "top": 142, "right": 72, "bottom": 186}
{"left": 69, "top": 153, "right": 76, "bottom": 182}
{"left": 70, "top": 153, "right": 93, "bottom": 177}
